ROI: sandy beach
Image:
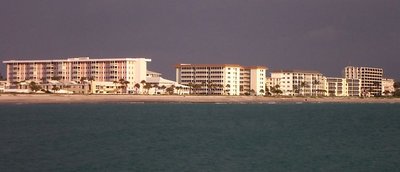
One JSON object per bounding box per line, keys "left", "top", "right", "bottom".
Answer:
{"left": 0, "top": 94, "right": 400, "bottom": 104}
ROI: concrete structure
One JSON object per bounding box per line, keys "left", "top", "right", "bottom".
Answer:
{"left": 382, "top": 78, "right": 395, "bottom": 96}
{"left": 175, "top": 64, "right": 267, "bottom": 95}
{"left": 3, "top": 57, "right": 151, "bottom": 93}
{"left": 325, "top": 77, "right": 347, "bottom": 96}
{"left": 344, "top": 66, "right": 383, "bottom": 96}
{"left": 146, "top": 76, "right": 189, "bottom": 95}
{"left": 270, "top": 70, "right": 325, "bottom": 96}
{"left": 324, "top": 77, "right": 361, "bottom": 97}
{"left": 0, "top": 81, "right": 7, "bottom": 93}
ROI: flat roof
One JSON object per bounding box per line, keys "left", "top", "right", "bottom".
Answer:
{"left": 175, "top": 64, "right": 242, "bottom": 68}
{"left": 271, "top": 69, "right": 322, "bottom": 74}
{"left": 3, "top": 57, "right": 151, "bottom": 63}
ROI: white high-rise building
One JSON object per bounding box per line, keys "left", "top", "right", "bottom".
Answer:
{"left": 344, "top": 66, "right": 383, "bottom": 96}
{"left": 175, "top": 64, "right": 267, "bottom": 95}
{"left": 3, "top": 57, "right": 151, "bottom": 93}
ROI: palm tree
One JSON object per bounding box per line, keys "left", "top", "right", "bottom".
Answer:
{"left": 51, "top": 76, "right": 62, "bottom": 81}
{"left": 123, "top": 81, "right": 130, "bottom": 94}
{"left": 201, "top": 81, "right": 207, "bottom": 94}
{"left": 187, "top": 82, "right": 194, "bottom": 95}
{"left": 118, "top": 79, "right": 130, "bottom": 94}
{"left": 259, "top": 89, "right": 265, "bottom": 95}
{"left": 166, "top": 85, "right": 175, "bottom": 95}
{"left": 140, "top": 80, "right": 146, "bottom": 94}
{"left": 51, "top": 85, "right": 60, "bottom": 93}
{"left": 264, "top": 86, "right": 270, "bottom": 96}
{"left": 250, "top": 89, "right": 256, "bottom": 96}
{"left": 152, "top": 83, "right": 159, "bottom": 94}
{"left": 225, "top": 84, "right": 231, "bottom": 95}
{"left": 270, "top": 84, "right": 282, "bottom": 96}
{"left": 300, "top": 81, "right": 308, "bottom": 96}
{"left": 176, "top": 86, "right": 182, "bottom": 95}
{"left": 312, "top": 80, "right": 320, "bottom": 96}
{"left": 134, "top": 83, "right": 141, "bottom": 94}
{"left": 29, "top": 81, "right": 42, "bottom": 92}
{"left": 193, "top": 84, "right": 202, "bottom": 95}
{"left": 113, "top": 80, "right": 119, "bottom": 94}
{"left": 207, "top": 81, "right": 214, "bottom": 95}
{"left": 160, "top": 85, "right": 167, "bottom": 94}
{"left": 143, "top": 83, "right": 152, "bottom": 94}
{"left": 372, "top": 81, "right": 381, "bottom": 96}
{"left": 293, "top": 85, "right": 299, "bottom": 95}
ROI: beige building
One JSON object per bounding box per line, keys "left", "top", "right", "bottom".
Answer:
{"left": 344, "top": 66, "right": 383, "bottom": 96}
{"left": 175, "top": 64, "right": 267, "bottom": 95}
{"left": 382, "top": 78, "right": 395, "bottom": 96}
{"left": 3, "top": 57, "right": 151, "bottom": 93}
{"left": 0, "top": 80, "right": 7, "bottom": 93}
{"left": 325, "top": 77, "right": 347, "bottom": 97}
{"left": 324, "top": 77, "right": 361, "bottom": 97}
{"left": 269, "top": 70, "right": 325, "bottom": 96}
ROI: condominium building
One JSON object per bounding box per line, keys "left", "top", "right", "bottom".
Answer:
{"left": 346, "top": 78, "right": 362, "bottom": 96}
{"left": 382, "top": 78, "right": 395, "bottom": 96}
{"left": 270, "top": 70, "right": 325, "bottom": 96}
{"left": 175, "top": 64, "right": 267, "bottom": 95}
{"left": 324, "top": 77, "right": 361, "bottom": 97}
{"left": 325, "top": 77, "right": 347, "bottom": 97}
{"left": 344, "top": 66, "right": 383, "bottom": 96}
{"left": 3, "top": 57, "right": 151, "bottom": 92}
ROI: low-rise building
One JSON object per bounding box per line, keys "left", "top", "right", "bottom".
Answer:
{"left": 324, "top": 77, "right": 361, "bottom": 97}
{"left": 382, "top": 78, "right": 395, "bottom": 96}
{"left": 270, "top": 70, "right": 325, "bottom": 96}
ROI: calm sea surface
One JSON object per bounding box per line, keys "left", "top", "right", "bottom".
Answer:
{"left": 0, "top": 103, "right": 400, "bottom": 172}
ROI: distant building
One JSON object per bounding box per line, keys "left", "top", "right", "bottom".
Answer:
{"left": 324, "top": 77, "right": 361, "bottom": 97}
{"left": 175, "top": 64, "right": 267, "bottom": 95}
{"left": 325, "top": 77, "right": 347, "bottom": 97}
{"left": 3, "top": 57, "right": 151, "bottom": 93}
{"left": 270, "top": 70, "right": 325, "bottom": 96}
{"left": 0, "top": 80, "right": 8, "bottom": 93}
{"left": 344, "top": 66, "right": 383, "bottom": 96}
{"left": 346, "top": 78, "right": 362, "bottom": 97}
{"left": 382, "top": 78, "right": 395, "bottom": 96}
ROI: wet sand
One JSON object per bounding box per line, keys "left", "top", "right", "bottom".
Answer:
{"left": 0, "top": 94, "right": 399, "bottom": 104}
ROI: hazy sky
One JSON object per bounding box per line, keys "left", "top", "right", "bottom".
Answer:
{"left": 1, "top": 0, "right": 399, "bottom": 80}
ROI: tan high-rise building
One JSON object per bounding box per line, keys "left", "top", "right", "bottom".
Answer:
{"left": 175, "top": 64, "right": 267, "bottom": 95}
{"left": 3, "top": 57, "right": 151, "bottom": 92}
{"left": 344, "top": 66, "right": 383, "bottom": 96}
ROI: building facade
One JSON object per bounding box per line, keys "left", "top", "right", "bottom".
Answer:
{"left": 3, "top": 57, "right": 151, "bottom": 93}
{"left": 270, "top": 70, "right": 325, "bottom": 96}
{"left": 324, "top": 77, "right": 361, "bottom": 97}
{"left": 175, "top": 64, "right": 267, "bottom": 95}
{"left": 382, "top": 78, "right": 395, "bottom": 96}
{"left": 344, "top": 66, "right": 383, "bottom": 96}
{"left": 325, "top": 77, "right": 347, "bottom": 96}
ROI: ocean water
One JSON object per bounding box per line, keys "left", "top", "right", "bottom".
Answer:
{"left": 0, "top": 103, "right": 399, "bottom": 172}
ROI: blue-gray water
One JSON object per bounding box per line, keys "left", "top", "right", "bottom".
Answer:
{"left": 1, "top": 103, "right": 400, "bottom": 172}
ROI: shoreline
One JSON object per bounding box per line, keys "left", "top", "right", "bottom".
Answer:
{"left": 1, "top": 94, "right": 400, "bottom": 104}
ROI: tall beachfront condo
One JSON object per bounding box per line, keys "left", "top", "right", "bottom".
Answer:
{"left": 269, "top": 70, "right": 325, "bottom": 96}
{"left": 3, "top": 57, "right": 151, "bottom": 91}
{"left": 175, "top": 64, "right": 267, "bottom": 95}
{"left": 344, "top": 66, "right": 383, "bottom": 96}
